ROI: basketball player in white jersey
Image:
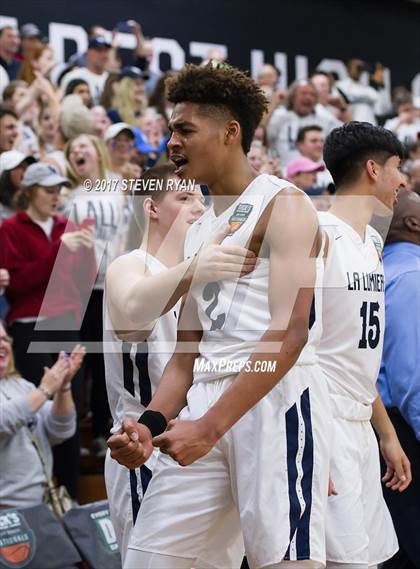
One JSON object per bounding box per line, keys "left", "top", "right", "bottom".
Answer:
{"left": 109, "top": 63, "right": 332, "bottom": 568}
{"left": 317, "top": 122, "right": 412, "bottom": 568}
{"left": 103, "top": 164, "right": 256, "bottom": 560}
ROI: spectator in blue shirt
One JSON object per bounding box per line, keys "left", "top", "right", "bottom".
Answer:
{"left": 377, "top": 187, "right": 420, "bottom": 569}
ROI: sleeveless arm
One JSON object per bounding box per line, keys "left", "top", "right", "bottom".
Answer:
{"left": 105, "top": 253, "right": 194, "bottom": 338}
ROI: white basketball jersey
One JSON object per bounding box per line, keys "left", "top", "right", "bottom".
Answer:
{"left": 184, "top": 174, "right": 324, "bottom": 383}
{"left": 317, "top": 212, "right": 385, "bottom": 404}
{"left": 104, "top": 249, "right": 180, "bottom": 430}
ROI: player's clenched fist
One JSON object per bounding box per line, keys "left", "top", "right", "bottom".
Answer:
{"left": 152, "top": 418, "right": 218, "bottom": 466}
{"left": 107, "top": 419, "right": 153, "bottom": 469}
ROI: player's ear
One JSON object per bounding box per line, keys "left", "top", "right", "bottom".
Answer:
{"left": 144, "top": 197, "right": 158, "bottom": 220}
{"left": 224, "top": 120, "right": 241, "bottom": 146}
{"left": 366, "top": 159, "right": 379, "bottom": 182}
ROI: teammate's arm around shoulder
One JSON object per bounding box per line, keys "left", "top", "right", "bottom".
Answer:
{"left": 105, "top": 251, "right": 198, "bottom": 340}
{"left": 106, "top": 230, "right": 255, "bottom": 341}
{"left": 105, "top": 253, "right": 151, "bottom": 341}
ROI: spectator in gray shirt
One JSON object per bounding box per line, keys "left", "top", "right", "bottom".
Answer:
{"left": 267, "top": 80, "right": 341, "bottom": 167}
{"left": 0, "top": 320, "right": 85, "bottom": 509}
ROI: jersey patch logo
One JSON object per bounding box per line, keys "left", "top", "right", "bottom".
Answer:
{"left": 91, "top": 509, "right": 119, "bottom": 554}
{"left": 0, "top": 511, "right": 36, "bottom": 568}
{"left": 371, "top": 235, "right": 383, "bottom": 263}
{"left": 228, "top": 203, "right": 253, "bottom": 235}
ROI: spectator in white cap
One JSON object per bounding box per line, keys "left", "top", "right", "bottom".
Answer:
{"left": 0, "top": 150, "right": 36, "bottom": 222}
{"left": 60, "top": 37, "right": 112, "bottom": 105}
{"left": 104, "top": 122, "right": 141, "bottom": 180}
{"left": 19, "top": 160, "right": 69, "bottom": 188}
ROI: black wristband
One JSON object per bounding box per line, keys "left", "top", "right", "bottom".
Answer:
{"left": 137, "top": 410, "right": 167, "bottom": 438}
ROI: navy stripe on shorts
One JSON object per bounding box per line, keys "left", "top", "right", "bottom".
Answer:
{"left": 284, "top": 387, "right": 314, "bottom": 560}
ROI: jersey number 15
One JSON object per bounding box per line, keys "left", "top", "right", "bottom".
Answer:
{"left": 358, "top": 301, "right": 380, "bottom": 349}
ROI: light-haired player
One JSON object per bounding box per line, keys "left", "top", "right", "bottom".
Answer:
{"left": 103, "top": 163, "right": 256, "bottom": 561}
{"left": 109, "top": 63, "right": 332, "bottom": 569}
{"left": 318, "top": 122, "right": 412, "bottom": 568}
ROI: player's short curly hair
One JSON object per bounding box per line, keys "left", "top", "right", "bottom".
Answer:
{"left": 324, "top": 122, "right": 404, "bottom": 189}
{"left": 166, "top": 63, "right": 268, "bottom": 153}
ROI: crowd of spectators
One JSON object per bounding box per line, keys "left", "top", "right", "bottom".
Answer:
{"left": 0, "top": 18, "right": 419, "bottom": 517}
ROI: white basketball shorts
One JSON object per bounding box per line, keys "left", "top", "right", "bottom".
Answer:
{"left": 128, "top": 363, "right": 332, "bottom": 569}
{"left": 326, "top": 394, "right": 398, "bottom": 564}
{"left": 104, "top": 449, "right": 157, "bottom": 562}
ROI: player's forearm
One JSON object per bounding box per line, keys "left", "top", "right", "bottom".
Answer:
{"left": 371, "top": 395, "right": 397, "bottom": 440}
{"left": 147, "top": 353, "right": 196, "bottom": 421}
{"left": 123, "top": 258, "right": 195, "bottom": 328}
{"left": 199, "top": 327, "right": 307, "bottom": 440}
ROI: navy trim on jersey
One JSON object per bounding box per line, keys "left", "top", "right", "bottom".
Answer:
{"left": 140, "top": 464, "right": 152, "bottom": 494}
{"left": 129, "top": 469, "right": 140, "bottom": 524}
{"left": 122, "top": 341, "right": 135, "bottom": 396}
{"left": 135, "top": 341, "right": 152, "bottom": 406}
{"left": 309, "top": 294, "right": 316, "bottom": 330}
{"left": 296, "top": 387, "right": 313, "bottom": 558}
{"left": 284, "top": 402, "right": 300, "bottom": 560}
{"left": 122, "top": 340, "right": 152, "bottom": 406}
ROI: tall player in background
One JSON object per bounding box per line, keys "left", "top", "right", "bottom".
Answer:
{"left": 103, "top": 164, "right": 255, "bottom": 560}
{"left": 318, "top": 122, "right": 411, "bottom": 568}
{"left": 110, "top": 63, "right": 332, "bottom": 569}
